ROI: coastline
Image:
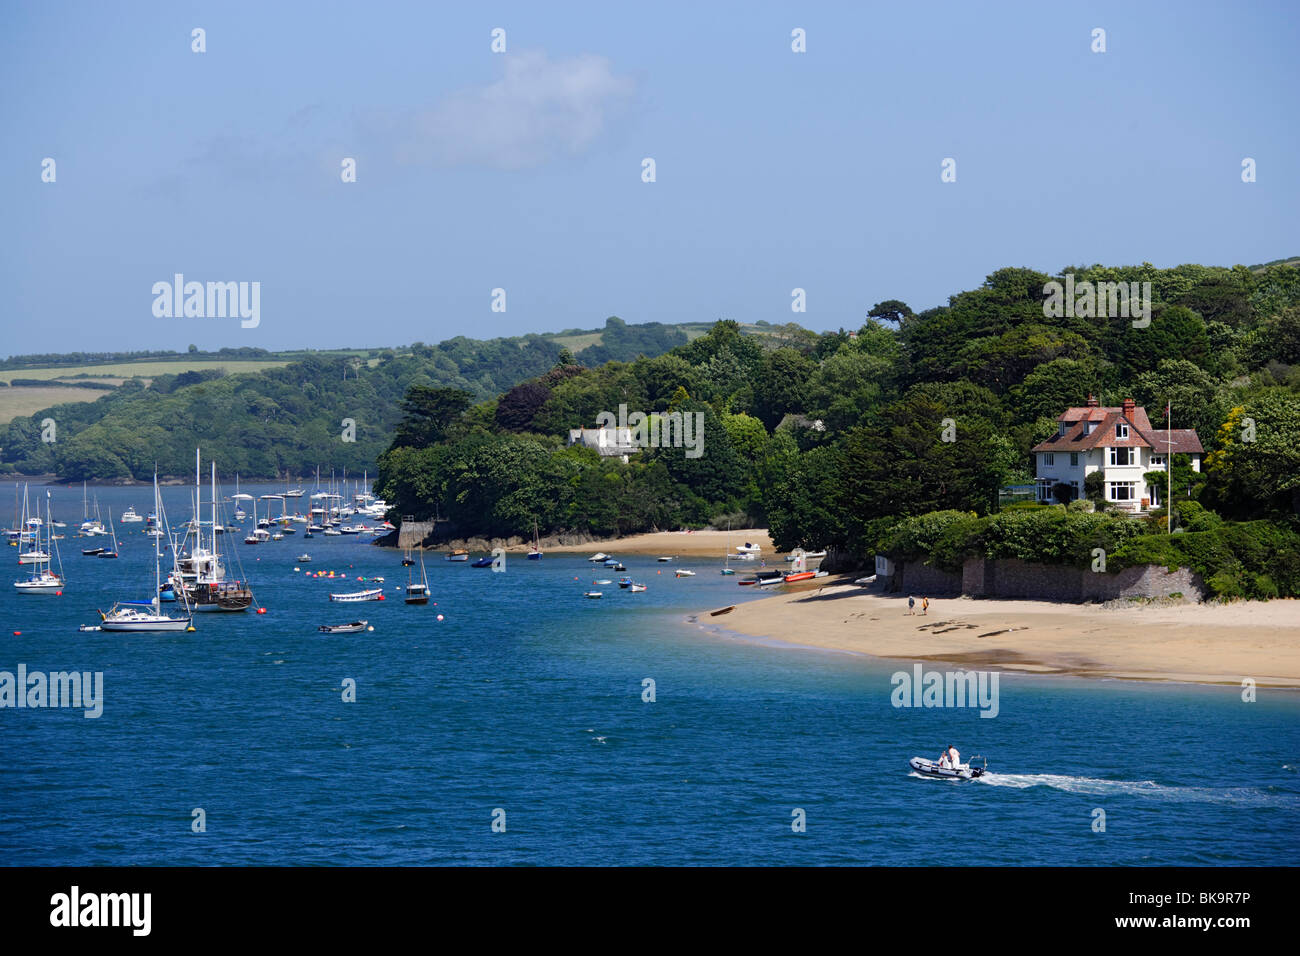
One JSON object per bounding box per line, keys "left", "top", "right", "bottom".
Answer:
{"left": 541, "top": 529, "right": 776, "bottom": 558}
{"left": 694, "top": 581, "right": 1300, "bottom": 688}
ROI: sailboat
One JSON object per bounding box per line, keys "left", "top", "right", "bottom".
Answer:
{"left": 405, "top": 550, "right": 430, "bottom": 604}
{"left": 97, "top": 511, "right": 119, "bottom": 558}
{"left": 14, "top": 489, "right": 64, "bottom": 593}
{"left": 239, "top": 494, "right": 263, "bottom": 544}
{"left": 232, "top": 474, "right": 247, "bottom": 520}
{"left": 15, "top": 486, "right": 49, "bottom": 565}
{"left": 98, "top": 474, "right": 193, "bottom": 632}
{"left": 527, "top": 518, "right": 543, "bottom": 560}
{"left": 181, "top": 455, "right": 254, "bottom": 611}
{"left": 721, "top": 520, "right": 736, "bottom": 575}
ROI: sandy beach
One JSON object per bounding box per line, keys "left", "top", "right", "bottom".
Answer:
{"left": 699, "top": 581, "right": 1300, "bottom": 687}
{"left": 542, "top": 529, "right": 776, "bottom": 558}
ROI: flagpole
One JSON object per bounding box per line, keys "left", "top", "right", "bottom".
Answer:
{"left": 1167, "top": 402, "right": 1173, "bottom": 535}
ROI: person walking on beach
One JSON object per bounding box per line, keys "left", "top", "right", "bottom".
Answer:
{"left": 921, "top": 597, "right": 929, "bottom": 616}
{"left": 907, "top": 596, "right": 915, "bottom": 615}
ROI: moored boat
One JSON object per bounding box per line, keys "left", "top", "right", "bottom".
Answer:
{"left": 319, "top": 620, "right": 368, "bottom": 634}
{"left": 329, "top": 588, "right": 384, "bottom": 602}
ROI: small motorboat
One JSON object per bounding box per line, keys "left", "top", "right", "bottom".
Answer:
{"left": 583, "top": 591, "right": 603, "bottom": 599}
{"left": 908, "top": 756, "right": 986, "bottom": 780}
{"left": 471, "top": 556, "right": 494, "bottom": 568}
{"left": 736, "top": 543, "right": 762, "bottom": 555}
{"left": 617, "top": 577, "right": 633, "bottom": 588}
{"left": 720, "top": 567, "right": 736, "bottom": 575}
{"left": 594, "top": 579, "right": 613, "bottom": 585}
{"left": 603, "top": 558, "right": 620, "bottom": 568}
{"left": 297, "top": 554, "right": 311, "bottom": 563}
{"left": 611, "top": 562, "right": 627, "bottom": 572}
{"left": 656, "top": 556, "right": 673, "bottom": 562}
{"left": 329, "top": 588, "right": 385, "bottom": 602}
{"left": 319, "top": 620, "right": 369, "bottom": 634}
{"left": 628, "top": 583, "right": 647, "bottom": 593}
{"left": 119, "top": 507, "right": 144, "bottom": 523}
{"left": 588, "top": 553, "right": 609, "bottom": 562}
{"left": 674, "top": 569, "right": 696, "bottom": 577}
{"left": 81, "top": 546, "right": 105, "bottom": 556}
{"left": 446, "top": 549, "right": 469, "bottom": 562}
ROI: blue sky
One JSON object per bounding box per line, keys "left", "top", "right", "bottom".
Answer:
{"left": 3, "top": 1, "right": 1297, "bottom": 356}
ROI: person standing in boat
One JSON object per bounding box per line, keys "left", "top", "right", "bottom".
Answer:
{"left": 946, "top": 744, "right": 964, "bottom": 770}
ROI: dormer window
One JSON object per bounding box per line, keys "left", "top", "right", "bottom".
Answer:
{"left": 1116, "top": 422, "right": 1129, "bottom": 439}
{"left": 1083, "top": 422, "right": 1095, "bottom": 436}
{"left": 1058, "top": 422, "right": 1069, "bottom": 436}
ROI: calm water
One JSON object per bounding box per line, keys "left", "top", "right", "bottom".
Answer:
{"left": 2, "top": 483, "right": 1298, "bottom": 865}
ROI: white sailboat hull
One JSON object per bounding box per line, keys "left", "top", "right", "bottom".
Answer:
{"left": 100, "top": 617, "right": 192, "bottom": 632}
{"left": 14, "top": 577, "right": 63, "bottom": 593}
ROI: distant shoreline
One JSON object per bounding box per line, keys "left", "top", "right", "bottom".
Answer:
{"left": 692, "top": 582, "right": 1300, "bottom": 688}
{"left": 401, "top": 529, "right": 780, "bottom": 558}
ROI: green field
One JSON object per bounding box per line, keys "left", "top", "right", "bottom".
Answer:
{"left": 0, "top": 359, "right": 290, "bottom": 384}
{"left": 0, "top": 386, "right": 113, "bottom": 425}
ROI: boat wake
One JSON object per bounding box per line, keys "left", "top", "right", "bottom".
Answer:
{"left": 976, "top": 772, "right": 1300, "bottom": 808}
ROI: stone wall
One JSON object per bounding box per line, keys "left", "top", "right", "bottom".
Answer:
{"left": 893, "top": 560, "right": 963, "bottom": 596}
{"left": 885, "top": 555, "right": 1204, "bottom": 602}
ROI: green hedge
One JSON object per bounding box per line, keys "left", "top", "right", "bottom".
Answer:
{"left": 884, "top": 505, "right": 1300, "bottom": 599}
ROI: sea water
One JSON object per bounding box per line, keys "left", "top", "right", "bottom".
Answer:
{"left": 2, "top": 483, "right": 1297, "bottom": 865}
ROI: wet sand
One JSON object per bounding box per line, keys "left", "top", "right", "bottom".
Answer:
{"left": 696, "top": 581, "right": 1300, "bottom": 687}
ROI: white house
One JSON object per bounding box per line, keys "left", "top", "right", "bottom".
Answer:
{"left": 1031, "top": 396, "right": 1204, "bottom": 512}
{"left": 567, "top": 426, "right": 639, "bottom": 462}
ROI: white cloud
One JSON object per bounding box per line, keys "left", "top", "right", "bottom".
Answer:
{"left": 397, "top": 51, "right": 635, "bottom": 169}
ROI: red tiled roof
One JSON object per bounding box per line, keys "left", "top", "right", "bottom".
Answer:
{"left": 1031, "top": 404, "right": 1200, "bottom": 454}
{"left": 1149, "top": 429, "right": 1204, "bottom": 455}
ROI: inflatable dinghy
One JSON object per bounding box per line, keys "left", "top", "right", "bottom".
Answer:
{"left": 909, "top": 756, "right": 987, "bottom": 779}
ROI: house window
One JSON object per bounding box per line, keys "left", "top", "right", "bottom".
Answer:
{"left": 1058, "top": 422, "right": 1068, "bottom": 436}
{"left": 1043, "top": 452, "right": 1054, "bottom": 466}
{"left": 1149, "top": 454, "right": 1164, "bottom": 467}
{"left": 1070, "top": 453, "right": 1079, "bottom": 466}
{"left": 1083, "top": 421, "right": 1094, "bottom": 435}
{"left": 1116, "top": 423, "right": 1129, "bottom": 439}
{"left": 1035, "top": 479, "right": 1053, "bottom": 502}
{"left": 1109, "top": 481, "right": 1137, "bottom": 501}
{"left": 1109, "top": 447, "right": 1135, "bottom": 466}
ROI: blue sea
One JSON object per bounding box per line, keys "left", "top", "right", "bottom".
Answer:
{"left": 2, "top": 483, "right": 1298, "bottom": 866}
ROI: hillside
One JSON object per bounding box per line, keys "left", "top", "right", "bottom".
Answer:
{"left": 0, "top": 317, "right": 741, "bottom": 478}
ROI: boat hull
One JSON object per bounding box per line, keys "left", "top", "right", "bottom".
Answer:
{"left": 100, "top": 618, "right": 192, "bottom": 632}
{"left": 908, "top": 757, "right": 985, "bottom": 780}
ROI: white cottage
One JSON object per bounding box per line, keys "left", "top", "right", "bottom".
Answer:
{"left": 1031, "top": 396, "right": 1204, "bottom": 511}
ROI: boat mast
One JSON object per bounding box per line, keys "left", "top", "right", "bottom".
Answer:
{"left": 153, "top": 472, "right": 161, "bottom": 610}
{"left": 211, "top": 461, "right": 217, "bottom": 562}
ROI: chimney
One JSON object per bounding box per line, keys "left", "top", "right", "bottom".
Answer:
{"left": 1085, "top": 394, "right": 1098, "bottom": 408}
{"left": 1122, "top": 398, "right": 1136, "bottom": 421}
